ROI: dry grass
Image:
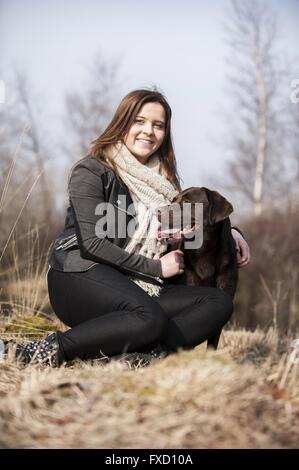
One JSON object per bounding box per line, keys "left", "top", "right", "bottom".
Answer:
{"left": 0, "top": 328, "right": 298, "bottom": 449}
{"left": 4, "top": 276, "right": 50, "bottom": 316}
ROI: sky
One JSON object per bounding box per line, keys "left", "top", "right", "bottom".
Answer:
{"left": 0, "top": 0, "right": 298, "bottom": 208}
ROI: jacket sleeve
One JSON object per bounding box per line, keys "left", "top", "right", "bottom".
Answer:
{"left": 68, "top": 161, "right": 162, "bottom": 278}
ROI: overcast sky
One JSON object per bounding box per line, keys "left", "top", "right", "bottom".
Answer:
{"left": 0, "top": 0, "right": 298, "bottom": 205}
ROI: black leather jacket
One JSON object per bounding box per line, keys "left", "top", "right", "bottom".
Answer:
{"left": 48, "top": 158, "right": 164, "bottom": 286}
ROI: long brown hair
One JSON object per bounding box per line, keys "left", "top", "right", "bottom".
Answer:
{"left": 85, "top": 89, "right": 182, "bottom": 191}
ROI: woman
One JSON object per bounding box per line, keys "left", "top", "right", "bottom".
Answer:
{"left": 1, "top": 89, "right": 250, "bottom": 366}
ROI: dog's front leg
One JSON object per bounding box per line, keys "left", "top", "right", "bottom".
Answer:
{"left": 207, "top": 329, "right": 222, "bottom": 350}
{"left": 215, "top": 218, "right": 238, "bottom": 298}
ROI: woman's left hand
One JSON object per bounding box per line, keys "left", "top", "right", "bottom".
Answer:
{"left": 232, "top": 229, "right": 250, "bottom": 267}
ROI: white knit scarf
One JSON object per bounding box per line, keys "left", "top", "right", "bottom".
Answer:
{"left": 109, "top": 141, "right": 179, "bottom": 296}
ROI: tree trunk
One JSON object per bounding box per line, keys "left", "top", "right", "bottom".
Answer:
{"left": 253, "top": 47, "right": 267, "bottom": 216}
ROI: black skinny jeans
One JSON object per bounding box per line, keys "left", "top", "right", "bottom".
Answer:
{"left": 47, "top": 264, "right": 233, "bottom": 362}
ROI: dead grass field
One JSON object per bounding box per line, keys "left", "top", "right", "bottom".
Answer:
{"left": 0, "top": 327, "right": 298, "bottom": 449}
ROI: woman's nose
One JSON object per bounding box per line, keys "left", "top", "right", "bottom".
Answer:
{"left": 142, "top": 123, "right": 153, "bottom": 135}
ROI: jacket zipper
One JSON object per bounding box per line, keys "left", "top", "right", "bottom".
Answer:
{"left": 55, "top": 235, "right": 78, "bottom": 251}
{"left": 120, "top": 265, "right": 164, "bottom": 285}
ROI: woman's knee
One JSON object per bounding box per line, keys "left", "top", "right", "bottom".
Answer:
{"left": 212, "top": 289, "right": 234, "bottom": 323}
{"left": 137, "top": 304, "right": 168, "bottom": 342}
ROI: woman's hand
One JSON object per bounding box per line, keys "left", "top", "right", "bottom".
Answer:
{"left": 160, "top": 249, "right": 185, "bottom": 278}
{"left": 232, "top": 229, "right": 250, "bottom": 267}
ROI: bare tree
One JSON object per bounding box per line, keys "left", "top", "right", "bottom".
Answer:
{"left": 13, "top": 70, "right": 54, "bottom": 224}
{"left": 0, "top": 69, "right": 55, "bottom": 225}
{"left": 222, "top": 0, "right": 291, "bottom": 216}
{"left": 63, "top": 50, "right": 122, "bottom": 161}
{"left": 288, "top": 83, "right": 299, "bottom": 211}
{"left": 0, "top": 68, "right": 59, "bottom": 272}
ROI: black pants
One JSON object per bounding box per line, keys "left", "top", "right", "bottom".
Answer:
{"left": 47, "top": 264, "right": 233, "bottom": 362}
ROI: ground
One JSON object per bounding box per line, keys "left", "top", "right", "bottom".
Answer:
{"left": 0, "top": 326, "right": 298, "bottom": 449}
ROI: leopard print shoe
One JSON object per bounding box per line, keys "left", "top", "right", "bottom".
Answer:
{"left": 1, "top": 333, "right": 63, "bottom": 367}
{"left": 19, "top": 332, "right": 62, "bottom": 366}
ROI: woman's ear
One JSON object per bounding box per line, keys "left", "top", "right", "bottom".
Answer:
{"left": 208, "top": 190, "right": 233, "bottom": 224}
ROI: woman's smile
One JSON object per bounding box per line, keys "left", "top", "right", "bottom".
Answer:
{"left": 136, "top": 138, "right": 154, "bottom": 146}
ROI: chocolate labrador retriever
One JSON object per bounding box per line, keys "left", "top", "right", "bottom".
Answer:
{"left": 157, "top": 187, "right": 238, "bottom": 349}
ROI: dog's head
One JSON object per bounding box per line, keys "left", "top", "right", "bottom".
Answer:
{"left": 157, "top": 187, "right": 233, "bottom": 241}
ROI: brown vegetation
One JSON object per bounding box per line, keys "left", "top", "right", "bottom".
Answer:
{"left": 233, "top": 206, "right": 299, "bottom": 331}
{"left": 0, "top": 327, "right": 298, "bottom": 449}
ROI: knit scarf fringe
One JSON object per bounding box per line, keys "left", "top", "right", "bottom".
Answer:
{"left": 110, "top": 142, "right": 179, "bottom": 297}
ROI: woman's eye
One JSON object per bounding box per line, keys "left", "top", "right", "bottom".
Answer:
{"left": 134, "top": 119, "right": 164, "bottom": 129}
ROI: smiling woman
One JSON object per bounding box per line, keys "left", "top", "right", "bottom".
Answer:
{"left": 123, "top": 102, "right": 166, "bottom": 164}
{"left": 1, "top": 88, "right": 249, "bottom": 367}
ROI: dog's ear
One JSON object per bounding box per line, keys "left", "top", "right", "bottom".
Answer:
{"left": 207, "top": 189, "right": 233, "bottom": 224}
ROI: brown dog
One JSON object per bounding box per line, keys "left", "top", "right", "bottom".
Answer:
{"left": 157, "top": 187, "right": 238, "bottom": 349}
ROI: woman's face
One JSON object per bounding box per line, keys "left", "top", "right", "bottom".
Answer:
{"left": 123, "top": 102, "right": 166, "bottom": 164}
